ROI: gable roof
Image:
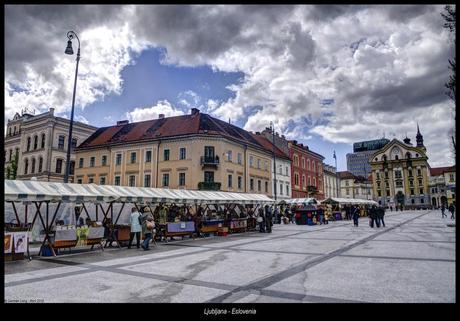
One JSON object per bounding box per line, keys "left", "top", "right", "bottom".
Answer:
{"left": 77, "top": 112, "right": 269, "bottom": 152}
{"left": 370, "top": 138, "right": 428, "bottom": 160}
{"left": 338, "top": 171, "right": 355, "bottom": 179}
{"left": 430, "top": 165, "right": 456, "bottom": 176}
{"left": 251, "top": 134, "right": 291, "bottom": 161}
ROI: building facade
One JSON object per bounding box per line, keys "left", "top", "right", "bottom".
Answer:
{"left": 75, "top": 108, "right": 273, "bottom": 196}
{"left": 429, "top": 165, "right": 456, "bottom": 207}
{"left": 260, "top": 128, "right": 325, "bottom": 199}
{"left": 346, "top": 138, "right": 390, "bottom": 177}
{"left": 369, "top": 132, "right": 430, "bottom": 208}
{"left": 323, "top": 164, "right": 339, "bottom": 199}
{"left": 338, "top": 171, "right": 372, "bottom": 200}
{"left": 252, "top": 132, "right": 292, "bottom": 200}
{"left": 4, "top": 108, "right": 97, "bottom": 182}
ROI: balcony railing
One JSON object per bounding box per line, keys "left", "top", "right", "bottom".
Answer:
{"left": 200, "top": 156, "right": 219, "bottom": 167}
{"left": 198, "top": 181, "right": 221, "bottom": 191}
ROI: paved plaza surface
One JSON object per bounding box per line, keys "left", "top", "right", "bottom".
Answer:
{"left": 4, "top": 210, "right": 456, "bottom": 303}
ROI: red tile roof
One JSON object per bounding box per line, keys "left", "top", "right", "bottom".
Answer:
{"left": 430, "top": 165, "right": 456, "bottom": 176}
{"left": 251, "top": 133, "right": 291, "bottom": 160}
{"left": 77, "top": 112, "right": 271, "bottom": 153}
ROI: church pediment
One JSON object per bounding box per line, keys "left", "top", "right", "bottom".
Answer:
{"left": 370, "top": 139, "right": 427, "bottom": 163}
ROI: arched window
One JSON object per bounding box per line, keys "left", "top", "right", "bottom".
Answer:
{"left": 56, "top": 159, "right": 63, "bottom": 174}
{"left": 27, "top": 137, "right": 31, "bottom": 151}
{"left": 395, "top": 155, "right": 399, "bottom": 160}
{"left": 38, "top": 157, "right": 43, "bottom": 173}
{"left": 33, "top": 135, "right": 38, "bottom": 150}
{"left": 406, "top": 152, "right": 411, "bottom": 159}
{"left": 24, "top": 159, "right": 29, "bottom": 174}
{"left": 307, "top": 159, "right": 310, "bottom": 170}
{"left": 41, "top": 133, "right": 46, "bottom": 149}
{"left": 8, "top": 127, "right": 12, "bottom": 136}
{"left": 31, "top": 158, "right": 36, "bottom": 174}
{"left": 382, "top": 155, "right": 387, "bottom": 161}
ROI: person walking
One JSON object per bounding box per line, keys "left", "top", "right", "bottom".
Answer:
{"left": 258, "top": 208, "right": 265, "bottom": 233}
{"left": 352, "top": 205, "right": 360, "bottom": 227}
{"left": 441, "top": 204, "right": 447, "bottom": 218}
{"left": 128, "top": 207, "right": 142, "bottom": 249}
{"left": 448, "top": 203, "right": 455, "bottom": 220}
{"left": 369, "top": 205, "right": 377, "bottom": 228}
{"left": 317, "top": 206, "right": 325, "bottom": 225}
{"left": 378, "top": 206, "right": 386, "bottom": 227}
{"left": 265, "top": 205, "right": 273, "bottom": 233}
{"left": 141, "top": 207, "right": 155, "bottom": 250}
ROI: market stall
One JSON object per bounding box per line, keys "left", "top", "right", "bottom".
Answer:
{"left": 294, "top": 204, "right": 318, "bottom": 225}
{"left": 320, "top": 198, "right": 378, "bottom": 221}
{"left": 5, "top": 180, "right": 275, "bottom": 256}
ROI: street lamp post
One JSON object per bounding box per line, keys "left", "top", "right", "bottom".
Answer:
{"left": 64, "top": 31, "right": 80, "bottom": 183}
{"left": 333, "top": 151, "right": 339, "bottom": 197}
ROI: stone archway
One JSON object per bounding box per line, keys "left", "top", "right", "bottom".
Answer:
{"left": 441, "top": 196, "right": 447, "bottom": 206}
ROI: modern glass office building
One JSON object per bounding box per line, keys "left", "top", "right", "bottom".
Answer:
{"left": 347, "top": 138, "right": 390, "bottom": 177}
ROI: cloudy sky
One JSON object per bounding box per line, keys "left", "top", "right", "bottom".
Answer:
{"left": 5, "top": 5, "right": 455, "bottom": 170}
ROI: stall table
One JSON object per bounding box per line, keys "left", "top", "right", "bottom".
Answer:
{"left": 163, "top": 221, "right": 195, "bottom": 241}
{"left": 199, "top": 219, "right": 224, "bottom": 235}
{"left": 295, "top": 206, "right": 318, "bottom": 225}
{"left": 227, "top": 218, "right": 247, "bottom": 233}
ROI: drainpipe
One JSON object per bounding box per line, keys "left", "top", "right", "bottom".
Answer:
{"left": 156, "top": 140, "right": 161, "bottom": 188}
{"left": 244, "top": 144, "right": 247, "bottom": 193}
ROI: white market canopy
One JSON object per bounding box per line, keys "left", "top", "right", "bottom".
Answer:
{"left": 320, "top": 197, "right": 378, "bottom": 205}
{"left": 281, "top": 198, "right": 318, "bottom": 205}
{"left": 4, "top": 180, "right": 274, "bottom": 205}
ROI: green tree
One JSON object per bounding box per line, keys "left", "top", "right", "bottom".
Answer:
{"left": 7, "top": 153, "right": 19, "bottom": 179}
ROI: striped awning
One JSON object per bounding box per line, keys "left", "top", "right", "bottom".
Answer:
{"left": 4, "top": 180, "right": 275, "bottom": 205}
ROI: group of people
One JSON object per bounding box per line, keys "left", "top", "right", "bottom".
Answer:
{"left": 257, "top": 205, "right": 274, "bottom": 233}
{"left": 441, "top": 202, "right": 456, "bottom": 219}
{"left": 128, "top": 206, "right": 155, "bottom": 251}
{"left": 368, "top": 205, "right": 385, "bottom": 228}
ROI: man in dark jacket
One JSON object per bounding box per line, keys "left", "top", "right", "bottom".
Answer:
{"left": 441, "top": 204, "right": 447, "bottom": 218}
{"left": 448, "top": 203, "right": 455, "bottom": 220}
{"left": 265, "top": 205, "right": 273, "bottom": 233}
{"left": 352, "top": 206, "right": 359, "bottom": 227}
{"left": 369, "top": 206, "right": 377, "bottom": 228}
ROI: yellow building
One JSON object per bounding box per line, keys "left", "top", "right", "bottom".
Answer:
{"left": 75, "top": 108, "right": 273, "bottom": 196}
{"left": 369, "top": 131, "right": 430, "bottom": 208}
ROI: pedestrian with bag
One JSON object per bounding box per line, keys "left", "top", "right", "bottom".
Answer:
{"left": 141, "top": 207, "right": 155, "bottom": 250}
{"left": 258, "top": 208, "right": 265, "bottom": 233}
{"left": 128, "top": 207, "right": 142, "bottom": 249}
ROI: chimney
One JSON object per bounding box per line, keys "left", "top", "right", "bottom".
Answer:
{"left": 276, "top": 132, "right": 279, "bottom": 136}
{"left": 117, "top": 120, "right": 129, "bottom": 126}
{"left": 255, "top": 131, "right": 260, "bottom": 135}
{"left": 191, "top": 108, "right": 200, "bottom": 115}
{"left": 159, "top": 114, "right": 165, "bottom": 119}
{"left": 293, "top": 140, "right": 298, "bottom": 145}
{"left": 281, "top": 135, "right": 285, "bottom": 139}
{"left": 49, "top": 107, "right": 55, "bottom": 115}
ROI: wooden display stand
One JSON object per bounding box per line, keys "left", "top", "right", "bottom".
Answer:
{"left": 227, "top": 218, "right": 247, "bottom": 233}
{"left": 163, "top": 222, "right": 195, "bottom": 241}
{"left": 199, "top": 220, "right": 224, "bottom": 235}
